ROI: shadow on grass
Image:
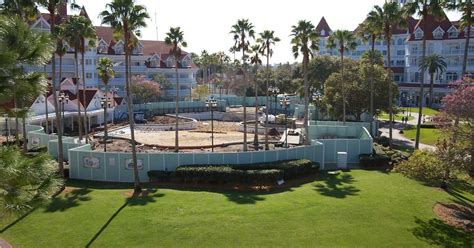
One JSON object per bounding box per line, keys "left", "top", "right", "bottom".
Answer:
{"left": 411, "top": 217, "right": 473, "bottom": 247}
{"left": 44, "top": 188, "right": 92, "bottom": 213}
{"left": 313, "top": 171, "right": 360, "bottom": 198}
{"left": 85, "top": 188, "right": 164, "bottom": 247}
{"left": 223, "top": 192, "right": 265, "bottom": 205}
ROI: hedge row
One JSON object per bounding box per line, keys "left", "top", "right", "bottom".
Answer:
{"left": 148, "top": 159, "right": 319, "bottom": 184}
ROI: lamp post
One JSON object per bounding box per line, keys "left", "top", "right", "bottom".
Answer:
{"left": 280, "top": 95, "right": 291, "bottom": 148}
{"left": 311, "top": 88, "right": 322, "bottom": 120}
{"left": 205, "top": 96, "right": 218, "bottom": 152}
{"left": 268, "top": 86, "right": 279, "bottom": 115}
{"left": 58, "top": 92, "right": 69, "bottom": 134}
{"left": 3, "top": 114, "right": 8, "bottom": 143}
{"left": 110, "top": 86, "right": 119, "bottom": 124}
{"left": 100, "top": 96, "right": 112, "bottom": 152}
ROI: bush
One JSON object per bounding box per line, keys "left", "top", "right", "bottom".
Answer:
{"left": 232, "top": 159, "right": 319, "bottom": 180}
{"left": 393, "top": 150, "right": 442, "bottom": 184}
{"left": 147, "top": 170, "right": 172, "bottom": 182}
{"left": 359, "top": 154, "right": 391, "bottom": 168}
{"left": 373, "top": 143, "right": 409, "bottom": 166}
{"left": 374, "top": 136, "right": 390, "bottom": 147}
{"left": 174, "top": 166, "right": 284, "bottom": 184}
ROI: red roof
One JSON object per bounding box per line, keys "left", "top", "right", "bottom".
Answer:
{"left": 315, "top": 17, "right": 331, "bottom": 37}
{"left": 409, "top": 12, "right": 464, "bottom": 41}
{"left": 77, "top": 88, "right": 99, "bottom": 109}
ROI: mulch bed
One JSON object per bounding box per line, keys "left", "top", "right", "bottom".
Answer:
{"left": 434, "top": 202, "right": 474, "bottom": 232}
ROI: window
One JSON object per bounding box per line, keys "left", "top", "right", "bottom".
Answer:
{"left": 166, "top": 58, "right": 175, "bottom": 67}
{"left": 411, "top": 46, "right": 418, "bottom": 54}
{"left": 415, "top": 28, "right": 423, "bottom": 39}
{"left": 181, "top": 59, "right": 189, "bottom": 68}
{"left": 432, "top": 27, "right": 444, "bottom": 39}
{"left": 164, "top": 73, "right": 174, "bottom": 78}
{"left": 411, "top": 58, "right": 417, "bottom": 66}
{"left": 464, "top": 26, "right": 474, "bottom": 37}
{"left": 397, "top": 38, "right": 404, "bottom": 45}
{"left": 320, "top": 30, "right": 326, "bottom": 36}
{"left": 396, "top": 60, "right": 405, "bottom": 66}
{"left": 414, "top": 72, "right": 420, "bottom": 82}
{"left": 85, "top": 59, "right": 92, "bottom": 65}
{"left": 447, "top": 26, "right": 459, "bottom": 38}
{"left": 179, "top": 73, "right": 189, "bottom": 79}
{"left": 397, "top": 50, "right": 405, "bottom": 56}
{"left": 446, "top": 72, "right": 458, "bottom": 82}
{"left": 113, "top": 42, "right": 124, "bottom": 54}
{"left": 382, "top": 50, "right": 387, "bottom": 55}
{"left": 86, "top": 73, "right": 92, "bottom": 79}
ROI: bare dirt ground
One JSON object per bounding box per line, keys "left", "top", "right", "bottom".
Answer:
{"left": 434, "top": 202, "right": 474, "bottom": 232}
{"left": 147, "top": 115, "right": 190, "bottom": 124}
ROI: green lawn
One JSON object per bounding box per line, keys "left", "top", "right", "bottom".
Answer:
{"left": 1, "top": 171, "right": 472, "bottom": 247}
{"left": 379, "top": 113, "right": 415, "bottom": 122}
{"left": 402, "top": 127, "right": 442, "bottom": 145}
{"left": 406, "top": 107, "right": 440, "bottom": 116}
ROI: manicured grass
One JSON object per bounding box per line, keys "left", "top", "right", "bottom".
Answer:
{"left": 1, "top": 171, "right": 472, "bottom": 247}
{"left": 379, "top": 113, "right": 415, "bottom": 122}
{"left": 406, "top": 107, "right": 440, "bottom": 116}
{"left": 402, "top": 127, "right": 442, "bottom": 145}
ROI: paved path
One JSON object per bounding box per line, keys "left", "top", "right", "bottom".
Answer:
{"left": 380, "top": 122, "right": 435, "bottom": 151}
{"left": 0, "top": 238, "right": 12, "bottom": 248}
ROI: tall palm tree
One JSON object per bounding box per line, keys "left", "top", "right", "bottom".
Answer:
{"left": 64, "top": 16, "right": 84, "bottom": 141}
{"left": 165, "top": 27, "right": 187, "bottom": 153}
{"left": 446, "top": 0, "right": 473, "bottom": 77}
{"left": 230, "top": 19, "right": 255, "bottom": 151}
{"left": 97, "top": 57, "right": 115, "bottom": 152}
{"left": 53, "top": 23, "right": 67, "bottom": 134}
{"left": 100, "top": 0, "right": 149, "bottom": 194}
{"left": 361, "top": 9, "right": 383, "bottom": 137}
{"left": 37, "top": 0, "right": 70, "bottom": 177}
{"left": 77, "top": 16, "right": 96, "bottom": 143}
{"left": 327, "top": 30, "right": 356, "bottom": 125}
{"left": 249, "top": 44, "right": 262, "bottom": 150}
{"left": 290, "top": 20, "right": 318, "bottom": 145}
{"left": 0, "top": 0, "right": 39, "bottom": 21}
{"left": 373, "top": 1, "right": 406, "bottom": 148}
{"left": 258, "top": 30, "right": 280, "bottom": 150}
{"left": 419, "top": 54, "right": 446, "bottom": 107}
{"left": 403, "top": 0, "right": 445, "bottom": 149}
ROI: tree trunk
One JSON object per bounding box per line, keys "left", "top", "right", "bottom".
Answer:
{"left": 74, "top": 51, "right": 83, "bottom": 141}
{"left": 22, "top": 115, "right": 27, "bottom": 153}
{"left": 81, "top": 51, "right": 89, "bottom": 143}
{"left": 462, "top": 13, "right": 471, "bottom": 77}
{"left": 174, "top": 59, "right": 180, "bottom": 153}
{"left": 340, "top": 49, "right": 346, "bottom": 125}
{"left": 303, "top": 55, "right": 310, "bottom": 145}
{"left": 242, "top": 49, "right": 248, "bottom": 151}
{"left": 387, "top": 34, "right": 393, "bottom": 148}
{"left": 254, "top": 70, "right": 259, "bottom": 150}
{"left": 104, "top": 84, "right": 108, "bottom": 152}
{"left": 429, "top": 73, "right": 434, "bottom": 107}
{"left": 13, "top": 95, "right": 19, "bottom": 147}
{"left": 44, "top": 65, "right": 49, "bottom": 134}
{"left": 415, "top": 10, "right": 428, "bottom": 149}
{"left": 265, "top": 51, "right": 270, "bottom": 150}
{"left": 370, "top": 35, "right": 375, "bottom": 137}
{"left": 58, "top": 54, "right": 62, "bottom": 131}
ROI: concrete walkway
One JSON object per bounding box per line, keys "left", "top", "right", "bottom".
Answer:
{"left": 0, "top": 238, "right": 12, "bottom": 248}
{"left": 380, "top": 121, "right": 435, "bottom": 151}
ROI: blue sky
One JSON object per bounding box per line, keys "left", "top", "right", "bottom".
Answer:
{"left": 71, "top": 0, "right": 461, "bottom": 64}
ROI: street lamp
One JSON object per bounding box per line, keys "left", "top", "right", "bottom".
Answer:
{"left": 268, "top": 86, "right": 279, "bottom": 115}
{"left": 58, "top": 92, "right": 69, "bottom": 134}
{"left": 205, "top": 96, "right": 218, "bottom": 152}
{"left": 312, "top": 89, "right": 322, "bottom": 120}
{"left": 100, "top": 96, "right": 112, "bottom": 152}
{"left": 280, "top": 95, "right": 291, "bottom": 148}
{"left": 109, "top": 86, "right": 119, "bottom": 124}
{"left": 3, "top": 114, "right": 8, "bottom": 143}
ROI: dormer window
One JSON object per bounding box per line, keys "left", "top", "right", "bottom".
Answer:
{"left": 31, "top": 16, "right": 50, "bottom": 32}
{"left": 415, "top": 28, "right": 423, "bottom": 40}
{"left": 166, "top": 57, "right": 175, "bottom": 68}
{"left": 447, "top": 26, "right": 459, "bottom": 38}
{"left": 432, "top": 26, "right": 444, "bottom": 39}
{"left": 97, "top": 39, "right": 109, "bottom": 54}
{"left": 147, "top": 54, "right": 161, "bottom": 68}
{"left": 113, "top": 41, "right": 124, "bottom": 54}
{"left": 320, "top": 30, "right": 326, "bottom": 36}
{"left": 465, "top": 26, "right": 474, "bottom": 37}
{"left": 181, "top": 59, "right": 189, "bottom": 68}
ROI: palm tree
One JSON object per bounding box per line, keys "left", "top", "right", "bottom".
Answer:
{"left": 64, "top": 16, "right": 84, "bottom": 141}
{"left": 53, "top": 23, "right": 67, "bottom": 134}
{"left": 249, "top": 44, "right": 262, "bottom": 150}
{"left": 290, "top": 20, "right": 318, "bottom": 145}
{"left": 361, "top": 9, "right": 383, "bottom": 137}
{"left": 445, "top": 0, "right": 473, "bottom": 77}
{"left": 100, "top": 0, "right": 149, "bottom": 194}
{"left": 37, "top": 0, "right": 70, "bottom": 177}
{"left": 373, "top": 1, "right": 406, "bottom": 148}
{"left": 0, "top": 16, "right": 53, "bottom": 152}
{"left": 0, "top": 0, "right": 39, "bottom": 21}
{"left": 164, "top": 27, "right": 187, "bottom": 153}
{"left": 419, "top": 54, "right": 446, "bottom": 107}
{"left": 403, "top": 0, "right": 445, "bottom": 149}
{"left": 230, "top": 19, "right": 255, "bottom": 151}
{"left": 327, "top": 30, "right": 356, "bottom": 125}
{"left": 97, "top": 57, "right": 115, "bottom": 152}
{"left": 258, "top": 30, "right": 280, "bottom": 150}
{"left": 77, "top": 16, "right": 96, "bottom": 143}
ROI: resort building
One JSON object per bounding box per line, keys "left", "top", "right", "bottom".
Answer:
{"left": 316, "top": 9, "right": 473, "bottom": 108}
{"left": 26, "top": 5, "right": 198, "bottom": 101}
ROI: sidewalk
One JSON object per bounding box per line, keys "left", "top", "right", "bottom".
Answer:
{"left": 380, "top": 123, "right": 435, "bottom": 151}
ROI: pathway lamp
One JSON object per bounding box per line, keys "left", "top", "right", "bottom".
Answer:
{"left": 58, "top": 92, "right": 69, "bottom": 134}
{"left": 280, "top": 95, "right": 291, "bottom": 148}
{"left": 100, "top": 96, "right": 112, "bottom": 152}
{"left": 205, "top": 96, "right": 218, "bottom": 152}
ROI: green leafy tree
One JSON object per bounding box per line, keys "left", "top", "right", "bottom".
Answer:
{"left": 327, "top": 30, "right": 356, "bottom": 125}
{"left": 258, "top": 30, "right": 280, "bottom": 150}
{"left": 0, "top": 146, "right": 63, "bottom": 217}
{"left": 100, "top": 0, "right": 149, "bottom": 194}
{"left": 131, "top": 75, "right": 161, "bottom": 104}
{"left": 191, "top": 84, "right": 210, "bottom": 101}
{"left": 419, "top": 54, "right": 446, "bottom": 107}
{"left": 445, "top": 0, "right": 473, "bottom": 77}
{"left": 291, "top": 20, "right": 318, "bottom": 145}
{"left": 403, "top": 0, "right": 445, "bottom": 149}
{"left": 96, "top": 57, "right": 115, "bottom": 152}
{"left": 249, "top": 44, "right": 262, "bottom": 150}
{"left": 230, "top": 19, "right": 255, "bottom": 151}
{"left": 165, "top": 27, "right": 187, "bottom": 153}
{"left": 0, "top": 0, "right": 39, "bottom": 21}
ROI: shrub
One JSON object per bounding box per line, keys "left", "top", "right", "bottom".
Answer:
{"left": 174, "top": 166, "right": 284, "bottom": 184}
{"left": 373, "top": 143, "right": 409, "bottom": 166}
{"left": 359, "top": 154, "right": 391, "bottom": 168}
{"left": 232, "top": 159, "right": 319, "bottom": 180}
{"left": 147, "top": 170, "right": 172, "bottom": 182}
{"left": 393, "top": 150, "right": 442, "bottom": 184}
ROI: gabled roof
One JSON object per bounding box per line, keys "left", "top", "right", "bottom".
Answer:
{"left": 409, "top": 12, "right": 456, "bottom": 41}
{"left": 77, "top": 88, "right": 99, "bottom": 109}
{"left": 315, "top": 17, "right": 331, "bottom": 37}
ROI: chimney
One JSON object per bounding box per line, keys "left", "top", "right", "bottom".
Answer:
{"left": 58, "top": 4, "right": 67, "bottom": 17}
